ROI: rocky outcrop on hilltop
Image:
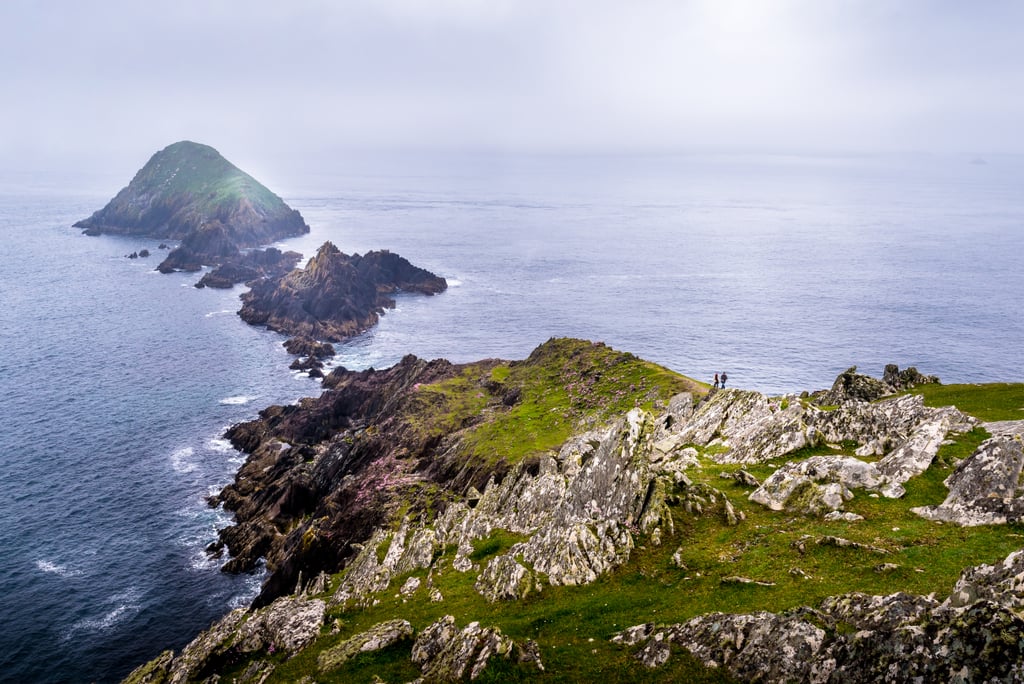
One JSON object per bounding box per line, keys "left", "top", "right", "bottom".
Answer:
{"left": 615, "top": 548, "right": 1024, "bottom": 683}
{"left": 75, "top": 141, "right": 308, "bottom": 271}
{"left": 237, "top": 241, "right": 447, "bottom": 343}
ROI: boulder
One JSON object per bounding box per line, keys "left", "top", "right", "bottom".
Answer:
{"left": 912, "top": 438, "right": 1024, "bottom": 525}
{"left": 815, "top": 366, "right": 894, "bottom": 405}
{"left": 317, "top": 619, "right": 414, "bottom": 673}
{"left": 749, "top": 455, "right": 892, "bottom": 514}
{"left": 411, "top": 616, "right": 517, "bottom": 681}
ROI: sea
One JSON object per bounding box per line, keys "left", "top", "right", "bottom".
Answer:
{"left": 1, "top": 151, "right": 1022, "bottom": 682}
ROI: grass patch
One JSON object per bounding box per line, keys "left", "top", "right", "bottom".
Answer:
{"left": 470, "top": 530, "right": 529, "bottom": 563}
{"left": 409, "top": 338, "right": 703, "bottom": 468}
{"left": 908, "top": 383, "right": 1024, "bottom": 421}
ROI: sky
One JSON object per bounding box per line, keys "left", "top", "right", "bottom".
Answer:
{"left": 2, "top": 0, "right": 1023, "bottom": 174}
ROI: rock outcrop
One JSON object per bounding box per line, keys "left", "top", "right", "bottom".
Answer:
{"left": 912, "top": 437, "right": 1024, "bottom": 525}
{"left": 238, "top": 241, "right": 447, "bottom": 342}
{"left": 615, "top": 548, "right": 1024, "bottom": 683}
{"left": 194, "top": 247, "right": 302, "bottom": 288}
{"left": 122, "top": 595, "right": 325, "bottom": 684}
{"left": 75, "top": 141, "right": 308, "bottom": 271}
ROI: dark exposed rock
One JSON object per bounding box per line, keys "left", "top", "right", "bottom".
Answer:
{"left": 139, "top": 249, "right": 150, "bottom": 258}
{"left": 213, "top": 353, "right": 463, "bottom": 605}
{"left": 282, "top": 336, "right": 336, "bottom": 359}
{"left": 156, "top": 220, "right": 241, "bottom": 273}
{"left": 816, "top": 366, "right": 894, "bottom": 405}
{"left": 883, "top": 363, "right": 940, "bottom": 390}
{"left": 194, "top": 247, "right": 302, "bottom": 289}
{"left": 238, "top": 241, "right": 447, "bottom": 342}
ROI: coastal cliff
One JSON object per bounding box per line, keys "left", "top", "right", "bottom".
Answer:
{"left": 75, "top": 141, "right": 309, "bottom": 272}
{"left": 126, "top": 347, "right": 1024, "bottom": 683}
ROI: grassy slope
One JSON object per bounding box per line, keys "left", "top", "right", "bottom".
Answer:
{"left": 225, "top": 379, "right": 1024, "bottom": 683}
{"left": 132, "top": 140, "right": 283, "bottom": 210}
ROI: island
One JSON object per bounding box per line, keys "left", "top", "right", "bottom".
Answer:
{"left": 125, "top": 341, "right": 1024, "bottom": 683}
{"left": 238, "top": 241, "right": 448, "bottom": 342}
{"left": 74, "top": 140, "right": 309, "bottom": 275}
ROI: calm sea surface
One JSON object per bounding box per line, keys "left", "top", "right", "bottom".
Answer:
{"left": 1, "top": 152, "right": 1022, "bottom": 682}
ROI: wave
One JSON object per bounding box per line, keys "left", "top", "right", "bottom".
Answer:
{"left": 207, "top": 437, "right": 236, "bottom": 453}
{"left": 446, "top": 278, "right": 463, "bottom": 287}
{"left": 218, "top": 395, "right": 255, "bottom": 405}
{"left": 228, "top": 563, "right": 266, "bottom": 609}
{"left": 204, "top": 309, "right": 235, "bottom": 318}
{"left": 170, "top": 447, "right": 197, "bottom": 474}
{"left": 35, "top": 559, "right": 84, "bottom": 578}
{"left": 65, "top": 587, "right": 144, "bottom": 636}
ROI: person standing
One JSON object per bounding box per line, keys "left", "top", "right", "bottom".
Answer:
{"left": 721, "top": 372, "right": 728, "bottom": 388}
{"left": 714, "top": 373, "right": 719, "bottom": 388}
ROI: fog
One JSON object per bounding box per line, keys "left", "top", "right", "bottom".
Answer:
{"left": 3, "top": 0, "right": 1023, "bottom": 175}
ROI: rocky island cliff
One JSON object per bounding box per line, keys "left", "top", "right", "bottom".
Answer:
{"left": 238, "top": 241, "right": 447, "bottom": 343}
{"left": 75, "top": 141, "right": 309, "bottom": 274}
{"left": 126, "top": 342, "right": 1024, "bottom": 683}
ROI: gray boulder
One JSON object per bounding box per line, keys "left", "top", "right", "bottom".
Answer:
{"left": 912, "top": 438, "right": 1024, "bottom": 526}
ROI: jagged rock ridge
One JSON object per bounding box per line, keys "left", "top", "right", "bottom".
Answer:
{"left": 237, "top": 241, "right": 448, "bottom": 342}
{"left": 74, "top": 141, "right": 309, "bottom": 271}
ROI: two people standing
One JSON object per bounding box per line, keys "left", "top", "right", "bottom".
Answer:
{"left": 713, "top": 372, "right": 728, "bottom": 389}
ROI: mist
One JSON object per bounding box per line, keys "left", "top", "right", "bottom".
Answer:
{"left": 3, "top": 0, "right": 1023, "bottom": 176}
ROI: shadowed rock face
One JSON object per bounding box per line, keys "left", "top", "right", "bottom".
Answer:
{"left": 238, "top": 241, "right": 447, "bottom": 343}
{"left": 74, "top": 140, "right": 308, "bottom": 269}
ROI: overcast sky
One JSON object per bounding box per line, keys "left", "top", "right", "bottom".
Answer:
{"left": 3, "top": 0, "right": 1023, "bottom": 174}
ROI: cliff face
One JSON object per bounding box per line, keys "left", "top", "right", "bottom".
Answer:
{"left": 237, "top": 241, "right": 448, "bottom": 342}
{"left": 127, "top": 355, "right": 1024, "bottom": 683}
{"left": 74, "top": 141, "right": 309, "bottom": 270}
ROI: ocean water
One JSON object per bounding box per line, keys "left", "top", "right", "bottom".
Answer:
{"left": 1, "top": 152, "right": 1022, "bottom": 682}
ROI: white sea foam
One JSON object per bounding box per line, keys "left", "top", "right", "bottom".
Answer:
{"left": 66, "top": 587, "right": 143, "bottom": 636}
{"left": 170, "top": 447, "right": 197, "bottom": 473}
{"left": 446, "top": 278, "right": 463, "bottom": 287}
{"left": 36, "top": 559, "right": 83, "bottom": 578}
{"left": 218, "top": 395, "right": 255, "bottom": 405}
{"left": 228, "top": 564, "right": 266, "bottom": 609}
{"left": 207, "top": 437, "right": 235, "bottom": 453}
{"left": 204, "top": 309, "right": 235, "bottom": 318}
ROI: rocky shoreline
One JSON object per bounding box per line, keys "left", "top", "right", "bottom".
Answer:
{"left": 125, "top": 347, "right": 1024, "bottom": 682}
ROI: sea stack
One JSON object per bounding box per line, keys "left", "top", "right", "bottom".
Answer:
{"left": 238, "top": 241, "right": 448, "bottom": 342}
{"left": 75, "top": 141, "right": 309, "bottom": 271}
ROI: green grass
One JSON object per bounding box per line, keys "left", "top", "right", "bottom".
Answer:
{"left": 908, "top": 382, "right": 1024, "bottom": 421}
{"left": 408, "top": 338, "right": 704, "bottom": 468}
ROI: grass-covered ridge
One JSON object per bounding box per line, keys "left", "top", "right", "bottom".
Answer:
{"left": 408, "top": 337, "right": 705, "bottom": 467}
{"left": 129, "top": 140, "right": 283, "bottom": 208}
